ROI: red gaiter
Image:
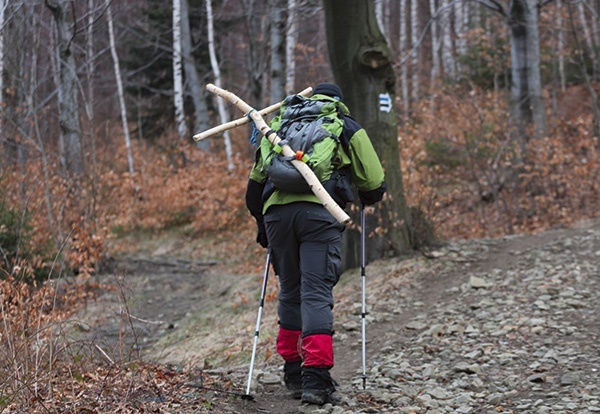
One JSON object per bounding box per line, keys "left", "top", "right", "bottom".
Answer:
{"left": 302, "top": 334, "right": 334, "bottom": 368}
{"left": 276, "top": 327, "right": 302, "bottom": 363}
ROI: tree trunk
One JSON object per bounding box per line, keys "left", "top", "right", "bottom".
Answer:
{"left": 454, "top": 0, "right": 467, "bottom": 74}
{"left": 181, "top": 0, "right": 211, "bottom": 151}
{"left": 509, "top": 0, "right": 546, "bottom": 140}
{"left": 46, "top": 0, "right": 83, "bottom": 176}
{"left": 429, "top": 0, "right": 440, "bottom": 92}
{"left": 172, "top": 0, "right": 187, "bottom": 139}
{"left": 269, "top": 0, "right": 286, "bottom": 103}
{"left": 285, "top": 0, "right": 298, "bottom": 95}
{"left": 593, "top": 0, "right": 600, "bottom": 80}
{"left": 567, "top": 0, "right": 600, "bottom": 142}
{"left": 410, "top": 0, "right": 420, "bottom": 101}
{"left": 399, "top": 0, "right": 409, "bottom": 115}
{"left": 107, "top": 0, "right": 135, "bottom": 175}
{"left": 206, "top": 0, "right": 234, "bottom": 170}
{"left": 85, "top": 0, "right": 102, "bottom": 227}
{"left": 557, "top": 0, "right": 566, "bottom": 92}
{"left": 441, "top": 0, "right": 455, "bottom": 79}
{"left": 242, "top": 0, "right": 267, "bottom": 107}
{"left": 0, "top": 0, "right": 5, "bottom": 167}
{"left": 323, "top": 0, "right": 413, "bottom": 269}
{"left": 577, "top": 0, "right": 597, "bottom": 76}
{"left": 0, "top": 0, "right": 4, "bottom": 115}
{"left": 375, "top": 0, "right": 390, "bottom": 43}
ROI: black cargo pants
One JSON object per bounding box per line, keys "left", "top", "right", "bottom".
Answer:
{"left": 264, "top": 202, "right": 344, "bottom": 336}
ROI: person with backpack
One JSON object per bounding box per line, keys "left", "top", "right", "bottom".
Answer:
{"left": 245, "top": 83, "right": 386, "bottom": 405}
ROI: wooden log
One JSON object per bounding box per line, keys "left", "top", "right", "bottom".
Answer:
{"left": 206, "top": 83, "right": 351, "bottom": 225}
{"left": 193, "top": 87, "right": 313, "bottom": 141}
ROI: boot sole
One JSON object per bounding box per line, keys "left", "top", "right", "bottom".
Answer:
{"left": 301, "top": 390, "right": 340, "bottom": 405}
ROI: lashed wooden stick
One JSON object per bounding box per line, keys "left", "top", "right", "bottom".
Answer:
{"left": 205, "top": 83, "right": 351, "bottom": 225}
{"left": 193, "top": 87, "right": 313, "bottom": 141}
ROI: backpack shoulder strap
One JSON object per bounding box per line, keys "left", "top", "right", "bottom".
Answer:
{"left": 338, "top": 113, "right": 352, "bottom": 151}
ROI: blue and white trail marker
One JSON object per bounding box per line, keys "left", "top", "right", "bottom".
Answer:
{"left": 379, "top": 93, "right": 392, "bottom": 113}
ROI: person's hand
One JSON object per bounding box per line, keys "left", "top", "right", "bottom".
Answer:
{"left": 358, "top": 183, "right": 386, "bottom": 205}
{"left": 256, "top": 231, "right": 268, "bottom": 248}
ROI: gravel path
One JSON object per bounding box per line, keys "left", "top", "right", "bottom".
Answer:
{"left": 233, "top": 219, "right": 600, "bottom": 414}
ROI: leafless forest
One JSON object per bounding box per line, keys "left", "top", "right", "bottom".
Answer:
{"left": 0, "top": 0, "right": 598, "bottom": 410}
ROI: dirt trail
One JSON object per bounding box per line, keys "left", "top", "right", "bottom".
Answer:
{"left": 77, "top": 218, "right": 600, "bottom": 413}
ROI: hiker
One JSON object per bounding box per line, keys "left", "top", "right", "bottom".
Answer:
{"left": 245, "top": 83, "right": 386, "bottom": 405}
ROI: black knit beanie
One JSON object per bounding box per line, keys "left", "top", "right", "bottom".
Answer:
{"left": 312, "top": 83, "right": 344, "bottom": 100}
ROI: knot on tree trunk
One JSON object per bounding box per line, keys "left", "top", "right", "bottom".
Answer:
{"left": 359, "top": 47, "right": 390, "bottom": 69}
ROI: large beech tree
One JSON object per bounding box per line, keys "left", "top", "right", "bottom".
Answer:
{"left": 323, "top": 0, "right": 413, "bottom": 269}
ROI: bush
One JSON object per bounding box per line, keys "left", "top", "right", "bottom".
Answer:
{"left": 0, "top": 179, "right": 53, "bottom": 281}
{"left": 0, "top": 187, "right": 32, "bottom": 278}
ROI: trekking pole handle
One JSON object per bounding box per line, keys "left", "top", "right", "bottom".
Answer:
{"left": 193, "top": 87, "right": 313, "bottom": 141}
{"left": 206, "top": 84, "right": 351, "bottom": 225}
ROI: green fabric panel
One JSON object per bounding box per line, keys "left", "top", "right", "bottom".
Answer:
{"left": 346, "top": 128, "right": 385, "bottom": 191}
{"left": 248, "top": 94, "right": 383, "bottom": 214}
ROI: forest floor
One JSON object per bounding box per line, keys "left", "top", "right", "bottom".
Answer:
{"left": 65, "top": 218, "right": 600, "bottom": 414}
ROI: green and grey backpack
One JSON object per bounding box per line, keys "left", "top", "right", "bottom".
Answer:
{"left": 265, "top": 94, "right": 349, "bottom": 193}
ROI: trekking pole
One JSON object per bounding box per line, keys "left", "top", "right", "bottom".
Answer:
{"left": 360, "top": 204, "right": 368, "bottom": 390}
{"left": 242, "top": 248, "right": 271, "bottom": 402}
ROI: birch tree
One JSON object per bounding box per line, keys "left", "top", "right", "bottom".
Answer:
{"left": 577, "top": 0, "right": 597, "bottom": 77}
{"left": 557, "top": 0, "right": 566, "bottom": 91}
{"left": 0, "top": 0, "right": 5, "bottom": 144}
{"left": 440, "top": 0, "right": 455, "bottom": 79}
{"left": 173, "top": 0, "right": 187, "bottom": 138}
{"left": 411, "top": 0, "right": 420, "bottom": 101}
{"left": 269, "top": 0, "right": 286, "bottom": 103}
{"left": 107, "top": 0, "right": 134, "bottom": 174}
{"left": 86, "top": 0, "right": 96, "bottom": 169}
{"left": 399, "top": 0, "right": 409, "bottom": 114}
{"left": 285, "top": 0, "right": 298, "bottom": 95}
{"left": 375, "top": 0, "right": 390, "bottom": 43}
{"left": 181, "top": 0, "right": 211, "bottom": 151}
{"left": 430, "top": 0, "right": 440, "bottom": 87}
{"left": 46, "top": 0, "right": 83, "bottom": 176}
{"left": 324, "top": 0, "right": 413, "bottom": 267}
{"left": 454, "top": 0, "right": 467, "bottom": 73}
{"left": 242, "top": 0, "right": 268, "bottom": 107}
{"left": 206, "top": 0, "right": 234, "bottom": 171}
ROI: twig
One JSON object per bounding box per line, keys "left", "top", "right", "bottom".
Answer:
{"left": 115, "top": 310, "right": 165, "bottom": 325}
{"left": 95, "top": 344, "right": 115, "bottom": 365}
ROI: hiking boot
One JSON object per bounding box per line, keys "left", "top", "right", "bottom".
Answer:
{"left": 283, "top": 361, "right": 302, "bottom": 399}
{"left": 301, "top": 388, "right": 341, "bottom": 405}
{"left": 301, "top": 367, "right": 340, "bottom": 405}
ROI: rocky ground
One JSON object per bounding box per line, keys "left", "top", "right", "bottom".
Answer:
{"left": 227, "top": 219, "right": 600, "bottom": 414}
{"left": 75, "top": 218, "right": 599, "bottom": 413}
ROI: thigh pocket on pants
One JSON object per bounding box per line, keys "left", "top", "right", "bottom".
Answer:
{"left": 325, "top": 243, "right": 342, "bottom": 286}
{"left": 264, "top": 212, "right": 282, "bottom": 275}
